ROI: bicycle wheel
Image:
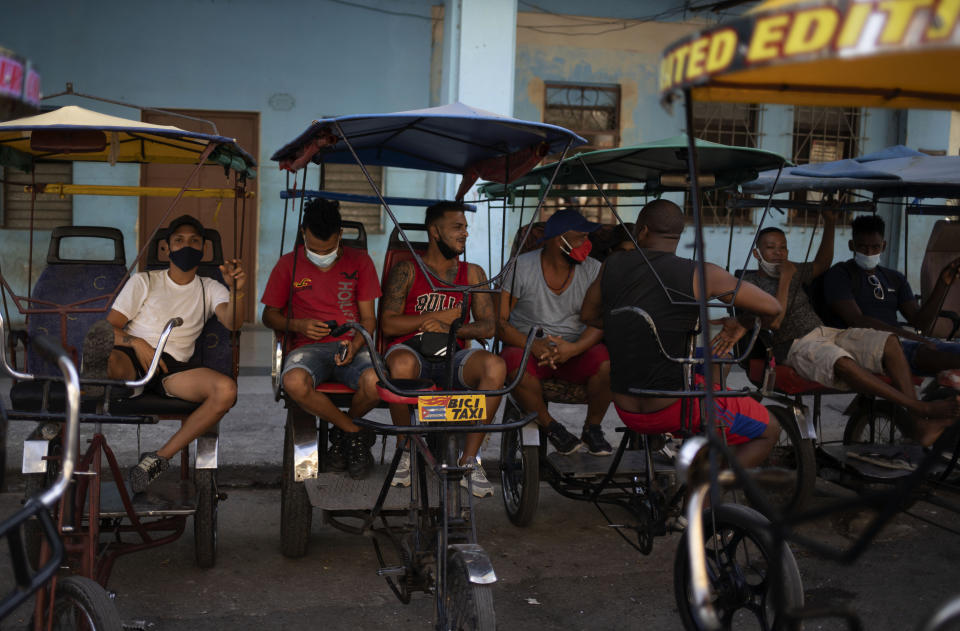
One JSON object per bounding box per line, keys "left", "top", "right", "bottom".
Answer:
{"left": 674, "top": 503, "right": 804, "bottom": 631}
{"left": 442, "top": 549, "right": 495, "bottom": 631}
{"left": 843, "top": 400, "right": 908, "bottom": 446}
{"left": 194, "top": 468, "right": 218, "bottom": 568}
{"left": 499, "top": 400, "right": 540, "bottom": 527}
{"left": 50, "top": 575, "right": 122, "bottom": 631}
{"left": 758, "top": 405, "right": 817, "bottom": 515}
{"left": 280, "top": 412, "right": 313, "bottom": 558}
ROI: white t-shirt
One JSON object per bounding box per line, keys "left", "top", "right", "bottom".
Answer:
{"left": 112, "top": 269, "right": 229, "bottom": 362}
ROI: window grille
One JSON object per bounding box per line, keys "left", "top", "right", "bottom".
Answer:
{"left": 788, "top": 106, "right": 864, "bottom": 226}
{"left": 684, "top": 102, "right": 764, "bottom": 226}
{"left": 542, "top": 83, "right": 621, "bottom": 223}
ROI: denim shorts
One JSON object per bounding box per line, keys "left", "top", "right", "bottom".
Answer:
{"left": 901, "top": 337, "right": 960, "bottom": 376}
{"left": 281, "top": 342, "right": 373, "bottom": 391}
{"left": 384, "top": 343, "right": 479, "bottom": 389}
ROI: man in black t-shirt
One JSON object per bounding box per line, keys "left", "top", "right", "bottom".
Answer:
{"left": 581, "top": 200, "right": 782, "bottom": 467}
{"left": 824, "top": 214, "right": 960, "bottom": 376}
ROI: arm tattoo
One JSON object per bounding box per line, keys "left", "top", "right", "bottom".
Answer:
{"left": 382, "top": 261, "right": 413, "bottom": 314}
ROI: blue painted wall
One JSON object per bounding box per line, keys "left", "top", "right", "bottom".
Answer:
{"left": 0, "top": 0, "right": 437, "bottom": 324}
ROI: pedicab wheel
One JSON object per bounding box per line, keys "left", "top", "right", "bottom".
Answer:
{"left": 673, "top": 503, "right": 803, "bottom": 631}
{"left": 193, "top": 468, "right": 218, "bottom": 568}
{"left": 280, "top": 414, "right": 312, "bottom": 558}
{"left": 498, "top": 400, "right": 539, "bottom": 527}
{"left": 24, "top": 436, "right": 62, "bottom": 570}
{"left": 442, "top": 549, "right": 495, "bottom": 631}
{"left": 50, "top": 575, "right": 123, "bottom": 631}
{"left": 759, "top": 405, "right": 817, "bottom": 515}
{"left": 842, "top": 400, "right": 908, "bottom": 446}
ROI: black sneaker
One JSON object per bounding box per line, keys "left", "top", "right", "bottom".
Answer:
{"left": 546, "top": 421, "right": 581, "bottom": 455}
{"left": 81, "top": 320, "right": 114, "bottom": 398}
{"left": 347, "top": 429, "right": 374, "bottom": 480}
{"left": 129, "top": 451, "right": 169, "bottom": 493}
{"left": 581, "top": 425, "right": 613, "bottom": 456}
{"left": 327, "top": 426, "right": 348, "bottom": 472}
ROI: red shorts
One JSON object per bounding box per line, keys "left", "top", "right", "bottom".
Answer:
{"left": 501, "top": 343, "right": 609, "bottom": 384}
{"left": 614, "top": 377, "right": 769, "bottom": 446}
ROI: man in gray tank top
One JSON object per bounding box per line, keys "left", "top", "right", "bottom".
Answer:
{"left": 497, "top": 209, "right": 613, "bottom": 456}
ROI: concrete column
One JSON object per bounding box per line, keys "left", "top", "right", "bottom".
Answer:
{"left": 439, "top": 0, "right": 518, "bottom": 273}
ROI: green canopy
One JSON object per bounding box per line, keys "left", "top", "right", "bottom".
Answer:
{"left": 479, "top": 136, "right": 789, "bottom": 198}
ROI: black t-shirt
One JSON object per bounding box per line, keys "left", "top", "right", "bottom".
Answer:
{"left": 600, "top": 249, "right": 699, "bottom": 395}
{"left": 823, "top": 260, "right": 912, "bottom": 328}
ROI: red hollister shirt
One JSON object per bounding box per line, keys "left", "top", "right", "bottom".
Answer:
{"left": 261, "top": 246, "right": 381, "bottom": 350}
{"left": 390, "top": 260, "right": 472, "bottom": 349}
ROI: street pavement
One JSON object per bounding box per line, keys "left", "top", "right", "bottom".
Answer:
{"left": 3, "top": 325, "right": 960, "bottom": 629}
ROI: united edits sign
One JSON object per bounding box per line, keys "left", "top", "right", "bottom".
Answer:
{"left": 659, "top": 0, "right": 960, "bottom": 96}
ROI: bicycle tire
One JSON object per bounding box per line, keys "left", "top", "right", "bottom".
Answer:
{"left": 843, "top": 400, "right": 907, "bottom": 446}
{"left": 760, "top": 405, "right": 817, "bottom": 515}
{"left": 50, "top": 575, "right": 122, "bottom": 631}
{"left": 281, "top": 412, "right": 313, "bottom": 558}
{"left": 674, "top": 503, "right": 804, "bottom": 631}
{"left": 193, "top": 468, "right": 218, "bottom": 568}
{"left": 499, "top": 400, "right": 539, "bottom": 526}
{"left": 442, "top": 549, "right": 496, "bottom": 631}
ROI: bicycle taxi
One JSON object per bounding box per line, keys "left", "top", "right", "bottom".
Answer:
{"left": 267, "top": 102, "right": 585, "bottom": 630}
{"left": 478, "top": 136, "right": 817, "bottom": 547}
{"left": 1, "top": 327, "right": 122, "bottom": 629}
{"left": 660, "top": 0, "right": 960, "bottom": 628}
{"left": 0, "top": 92, "right": 255, "bottom": 624}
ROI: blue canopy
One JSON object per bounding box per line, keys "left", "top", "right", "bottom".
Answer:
{"left": 270, "top": 102, "right": 586, "bottom": 174}
{"left": 742, "top": 145, "right": 960, "bottom": 199}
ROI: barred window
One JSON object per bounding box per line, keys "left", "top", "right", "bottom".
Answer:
{"left": 684, "top": 102, "right": 764, "bottom": 226}
{"left": 2, "top": 162, "right": 73, "bottom": 229}
{"left": 789, "top": 106, "right": 865, "bottom": 226}
{"left": 318, "top": 162, "right": 384, "bottom": 234}
{"left": 541, "top": 83, "right": 621, "bottom": 223}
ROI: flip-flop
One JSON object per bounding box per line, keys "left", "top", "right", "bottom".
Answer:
{"left": 846, "top": 451, "right": 917, "bottom": 471}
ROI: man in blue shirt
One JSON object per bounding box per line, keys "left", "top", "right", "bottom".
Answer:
{"left": 824, "top": 214, "right": 960, "bottom": 376}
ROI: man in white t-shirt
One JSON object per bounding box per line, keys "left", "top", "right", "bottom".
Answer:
{"left": 82, "top": 214, "right": 246, "bottom": 493}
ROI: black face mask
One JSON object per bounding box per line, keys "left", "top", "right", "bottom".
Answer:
{"left": 435, "top": 233, "right": 460, "bottom": 260}
{"left": 169, "top": 246, "right": 204, "bottom": 271}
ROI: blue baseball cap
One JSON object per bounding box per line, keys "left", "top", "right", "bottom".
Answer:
{"left": 541, "top": 209, "right": 600, "bottom": 241}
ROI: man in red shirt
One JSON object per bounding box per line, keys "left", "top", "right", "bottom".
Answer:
{"left": 381, "top": 201, "right": 506, "bottom": 497}
{"left": 261, "top": 199, "right": 381, "bottom": 479}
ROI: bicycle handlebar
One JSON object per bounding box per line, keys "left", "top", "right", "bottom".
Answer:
{"left": 609, "top": 305, "right": 761, "bottom": 365}
{"left": 330, "top": 321, "right": 542, "bottom": 397}
{"left": 355, "top": 411, "right": 536, "bottom": 435}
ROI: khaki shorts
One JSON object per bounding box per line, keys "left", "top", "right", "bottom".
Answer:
{"left": 784, "top": 326, "right": 892, "bottom": 389}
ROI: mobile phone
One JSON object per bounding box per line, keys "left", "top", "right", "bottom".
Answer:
{"left": 324, "top": 319, "right": 339, "bottom": 329}
{"left": 337, "top": 342, "right": 350, "bottom": 363}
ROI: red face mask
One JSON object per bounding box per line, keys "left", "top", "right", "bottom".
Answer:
{"left": 560, "top": 235, "right": 592, "bottom": 262}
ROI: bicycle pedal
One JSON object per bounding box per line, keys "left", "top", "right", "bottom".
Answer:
{"left": 377, "top": 566, "right": 407, "bottom": 577}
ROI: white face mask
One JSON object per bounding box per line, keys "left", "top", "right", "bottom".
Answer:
{"left": 854, "top": 251, "right": 881, "bottom": 270}
{"left": 755, "top": 250, "right": 780, "bottom": 278}
{"left": 305, "top": 241, "right": 339, "bottom": 269}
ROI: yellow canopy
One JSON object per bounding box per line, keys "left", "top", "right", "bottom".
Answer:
{"left": 659, "top": 0, "right": 960, "bottom": 110}
{"left": 0, "top": 105, "right": 256, "bottom": 177}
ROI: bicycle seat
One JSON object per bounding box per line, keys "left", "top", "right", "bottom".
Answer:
{"left": 376, "top": 378, "right": 437, "bottom": 405}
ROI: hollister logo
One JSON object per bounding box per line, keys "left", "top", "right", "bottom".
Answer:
{"left": 294, "top": 278, "right": 312, "bottom": 290}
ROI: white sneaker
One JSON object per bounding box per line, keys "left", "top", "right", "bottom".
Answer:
{"left": 461, "top": 463, "right": 494, "bottom": 498}
{"left": 392, "top": 451, "right": 411, "bottom": 487}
